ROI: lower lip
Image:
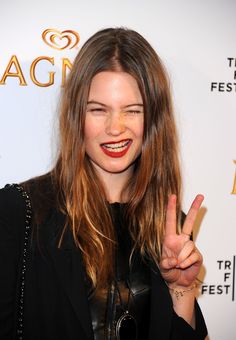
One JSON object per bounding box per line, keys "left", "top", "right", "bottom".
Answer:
{"left": 101, "top": 141, "right": 132, "bottom": 158}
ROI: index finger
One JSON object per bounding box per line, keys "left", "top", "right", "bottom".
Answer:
{"left": 165, "top": 194, "right": 177, "bottom": 236}
{"left": 182, "top": 194, "right": 204, "bottom": 236}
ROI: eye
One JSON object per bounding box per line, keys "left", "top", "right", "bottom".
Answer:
{"left": 125, "top": 110, "right": 143, "bottom": 116}
{"left": 88, "top": 107, "right": 107, "bottom": 116}
{"left": 91, "top": 108, "right": 104, "bottom": 112}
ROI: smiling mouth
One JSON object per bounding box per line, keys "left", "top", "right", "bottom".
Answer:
{"left": 101, "top": 139, "right": 131, "bottom": 152}
{"left": 100, "top": 139, "right": 132, "bottom": 157}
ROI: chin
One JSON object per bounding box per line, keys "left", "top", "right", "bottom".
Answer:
{"left": 103, "top": 162, "right": 134, "bottom": 175}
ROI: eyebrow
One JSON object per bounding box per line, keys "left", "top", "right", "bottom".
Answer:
{"left": 87, "top": 100, "right": 143, "bottom": 108}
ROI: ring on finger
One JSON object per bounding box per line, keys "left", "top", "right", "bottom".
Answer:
{"left": 182, "top": 232, "right": 191, "bottom": 238}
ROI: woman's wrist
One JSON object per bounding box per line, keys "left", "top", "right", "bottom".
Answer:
{"left": 165, "top": 279, "right": 202, "bottom": 327}
{"left": 166, "top": 281, "right": 198, "bottom": 300}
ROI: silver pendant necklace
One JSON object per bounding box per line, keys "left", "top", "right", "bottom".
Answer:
{"left": 114, "top": 278, "right": 138, "bottom": 340}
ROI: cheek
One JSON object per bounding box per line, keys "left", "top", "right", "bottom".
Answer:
{"left": 126, "top": 116, "right": 144, "bottom": 139}
{"left": 84, "top": 117, "right": 103, "bottom": 140}
{"left": 134, "top": 119, "right": 144, "bottom": 139}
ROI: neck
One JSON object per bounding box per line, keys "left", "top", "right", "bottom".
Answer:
{"left": 92, "top": 166, "right": 133, "bottom": 203}
{"left": 103, "top": 172, "right": 131, "bottom": 203}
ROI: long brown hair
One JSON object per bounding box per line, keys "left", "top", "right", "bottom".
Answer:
{"left": 53, "top": 27, "right": 181, "bottom": 287}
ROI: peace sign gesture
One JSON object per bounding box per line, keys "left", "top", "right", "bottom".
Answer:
{"left": 159, "top": 194, "right": 204, "bottom": 288}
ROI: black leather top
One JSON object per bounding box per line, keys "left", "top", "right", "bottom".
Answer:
{"left": 87, "top": 203, "right": 151, "bottom": 340}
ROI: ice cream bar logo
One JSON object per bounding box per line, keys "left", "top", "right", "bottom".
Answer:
{"left": 42, "top": 29, "right": 80, "bottom": 50}
{"left": 0, "top": 29, "right": 80, "bottom": 87}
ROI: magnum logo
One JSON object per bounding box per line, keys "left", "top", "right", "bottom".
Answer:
{"left": 0, "top": 55, "right": 72, "bottom": 87}
{"left": 0, "top": 28, "right": 79, "bottom": 87}
{"left": 232, "top": 160, "right": 236, "bottom": 195}
{"left": 42, "top": 29, "right": 80, "bottom": 50}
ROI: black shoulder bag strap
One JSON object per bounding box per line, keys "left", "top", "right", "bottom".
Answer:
{"left": 5, "top": 184, "right": 32, "bottom": 340}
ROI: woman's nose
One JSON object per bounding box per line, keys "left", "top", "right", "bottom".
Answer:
{"left": 105, "top": 112, "right": 125, "bottom": 136}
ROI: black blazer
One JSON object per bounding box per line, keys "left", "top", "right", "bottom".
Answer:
{"left": 0, "top": 181, "right": 207, "bottom": 340}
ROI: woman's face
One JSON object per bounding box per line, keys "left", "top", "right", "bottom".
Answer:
{"left": 84, "top": 71, "right": 144, "bottom": 181}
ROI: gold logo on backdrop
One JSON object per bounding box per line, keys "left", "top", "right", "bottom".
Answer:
{"left": 42, "top": 29, "right": 80, "bottom": 50}
{"left": 0, "top": 29, "right": 80, "bottom": 86}
{"left": 232, "top": 160, "right": 236, "bottom": 195}
{"left": 0, "top": 55, "right": 72, "bottom": 87}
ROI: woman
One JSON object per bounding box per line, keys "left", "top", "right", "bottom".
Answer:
{"left": 0, "top": 27, "right": 207, "bottom": 339}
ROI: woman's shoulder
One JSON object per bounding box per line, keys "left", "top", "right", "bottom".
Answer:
{"left": 0, "top": 183, "right": 27, "bottom": 217}
{"left": 0, "top": 172, "right": 57, "bottom": 225}
{"left": 0, "top": 183, "right": 30, "bottom": 242}
{"left": 1, "top": 172, "right": 53, "bottom": 203}
{"left": 22, "top": 172, "right": 54, "bottom": 198}
{"left": 22, "top": 172, "right": 58, "bottom": 224}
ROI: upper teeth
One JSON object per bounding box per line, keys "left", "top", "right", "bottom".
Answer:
{"left": 102, "top": 140, "right": 130, "bottom": 149}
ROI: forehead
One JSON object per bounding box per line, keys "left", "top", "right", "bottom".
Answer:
{"left": 88, "top": 71, "right": 143, "bottom": 105}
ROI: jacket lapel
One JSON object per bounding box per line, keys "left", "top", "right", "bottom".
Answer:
{"left": 149, "top": 263, "right": 173, "bottom": 340}
{"left": 46, "top": 210, "right": 94, "bottom": 340}
{"left": 42, "top": 209, "right": 174, "bottom": 340}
